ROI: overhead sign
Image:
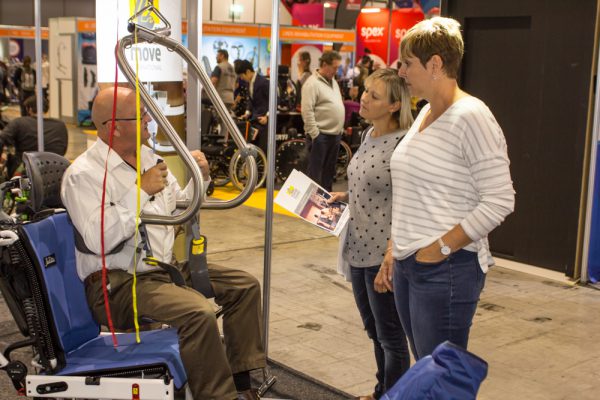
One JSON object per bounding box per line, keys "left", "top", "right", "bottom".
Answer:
{"left": 356, "top": 8, "right": 390, "bottom": 66}
{"left": 389, "top": 9, "right": 424, "bottom": 67}
{"left": 96, "top": 0, "right": 182, "bottom": 83}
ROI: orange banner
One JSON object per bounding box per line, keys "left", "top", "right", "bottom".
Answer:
{"left": 185, "top": 21, "right": 355, "bottom": 44}
{"left": 261, "top": 26, "right": 355, "bottom": 43}
{"left": 77, "top": 20, "right": 96, "bottom": 32}
{"left": 0, "top": 27, "right": 49, "bottom": 39}
{"left": 187, "top": 22, "right": 260, "bottom": 38}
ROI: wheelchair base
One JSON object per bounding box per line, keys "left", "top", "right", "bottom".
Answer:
{"left": 26, "top": 375, "right": 175, "bottom": 399}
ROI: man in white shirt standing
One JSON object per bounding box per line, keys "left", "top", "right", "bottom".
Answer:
{"left": 301, "top": 51, "right": 345, "bottom": 191}
{"left": 61, "top": 87, "right": 265, "bottom": 400}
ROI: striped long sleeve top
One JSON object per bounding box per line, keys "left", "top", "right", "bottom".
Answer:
{"left": 390, "top": 96, "right": 515, "bottom": 272}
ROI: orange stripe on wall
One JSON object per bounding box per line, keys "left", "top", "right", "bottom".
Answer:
{"left": 0, "top": 27, "right": 49, "bottom": 39}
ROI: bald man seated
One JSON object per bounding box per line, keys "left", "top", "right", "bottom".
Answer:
{"left": 60, "top": 87, "right": 265, "bottom": 400}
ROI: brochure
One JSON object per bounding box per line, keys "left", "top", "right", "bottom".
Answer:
{"left": 274, "top": 169, "right": 350, "bottom": 236}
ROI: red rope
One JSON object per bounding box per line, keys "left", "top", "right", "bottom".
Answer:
{"left": 100, "top": 37, "right": 121, "bottom": 348}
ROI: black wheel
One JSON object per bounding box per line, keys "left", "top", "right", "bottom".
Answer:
{"left": 335, "top": 141, "right": 352, "bottom": 181}
{"left": 229, "top": 145, "right": 267, "bottom": 191}
{"left": 275, "top": 139, "right": 309, "bottom": 182}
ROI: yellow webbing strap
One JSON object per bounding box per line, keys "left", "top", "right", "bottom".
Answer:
{"left": 132, "top": 25, "right": 142, "bottom": 343}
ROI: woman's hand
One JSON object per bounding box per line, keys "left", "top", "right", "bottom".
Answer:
{"left": 415, "top": 241, "right": 448, "bottom": 264}
{"left": 328, "top": 191, "right": 349, "bottom": 204}
{"left": 374, "top": 250, "right": 394, "bottom": 293}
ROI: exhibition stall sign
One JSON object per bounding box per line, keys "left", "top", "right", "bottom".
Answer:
{"left": 183, "top": 22, "right": 355, "bottom": 79}
{"left": 96, "top": 0, "right": 182, "bottom": 83}
{"left": 0, "top": 25, "right": 49, "bottom": 61}
{"left": 356, "top": 8, "right": 423, "bottom": 67}
{"left": 76, "top": 19, "right": 97, "bottom": 125}
{"left": 0, "top": 25, "right": 49, "bottom": 40}
{"left": 389, "top": 8, "right": 425, "bottom": 67}
{"left": 290, "top": 2, "right": 324, "bottom": 82}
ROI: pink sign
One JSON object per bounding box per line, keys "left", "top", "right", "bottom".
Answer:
{"left": 291, "top": 3, "right": 324, "bottom": 28}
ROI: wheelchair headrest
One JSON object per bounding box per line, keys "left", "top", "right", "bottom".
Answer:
{"left": 22, "top": 152, "right": 71, "bottom": 213}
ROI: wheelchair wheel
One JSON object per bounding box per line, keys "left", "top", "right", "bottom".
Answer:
{"left": 229, "top": 145, "right": 267, "bottom": 191}
{"left": 335, "top": 141, "right": 352, "bottom": 181}
{"left": 210, "top": 165, "right": 231, "bottom": 187}
{"left": 275, "top": 139, "right": 309, "bottom": 182}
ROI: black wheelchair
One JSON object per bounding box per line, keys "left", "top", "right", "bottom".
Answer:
{"left": 203, "top": 103, "right": 354, "bottom": 188}
{"left": 201, "top": 102, "right": 267, "bottom": 194}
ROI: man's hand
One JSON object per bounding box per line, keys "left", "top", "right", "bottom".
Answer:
{"left": 190, "top": 150, "right": 210, "bottom": 181}
{"left": 141, "top": 162, "right": 168, "bottom": 196}
{"left": 328, "top": 191, "right": 348, "bottom": 204}
{"left": 374, "top": 250, "right": 394, "bottom": 293}
{"left": 257, "top": 115, "right": 268, "bottom": 125}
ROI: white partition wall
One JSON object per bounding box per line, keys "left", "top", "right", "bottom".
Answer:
{"left": 48, "top": 17, "right": 77, "bottom": 122}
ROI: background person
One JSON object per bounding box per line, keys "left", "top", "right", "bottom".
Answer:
{"left": 330, "top": 69, "right": 413, "bottom": 400}
{"left": 0, "top": 96, "right": 67, "bottom": 177}
{"left": 13, "top": 56, "right": 36, "bottom": 116}
{"left": 376, "top": 17, "right": 515, "bottom": 361}
{"left": 235, "top": 59, "right": 270, "bottom": 155}
{"left": 211, "top": 49, "right": 236, "bottom": 111}
{"left": 301, "top": 50, "right": 345, "bottom": 191}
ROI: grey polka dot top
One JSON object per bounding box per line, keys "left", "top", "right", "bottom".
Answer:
{"left": 343, "top": 127, "right": 407, "bottom": 268}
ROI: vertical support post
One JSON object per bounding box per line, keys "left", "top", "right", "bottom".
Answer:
{"left": 186, "top": 0, "right": 202, "bottom": 151}
{"left": 34, "top": 0, "right": 44, "bottom": 151}
{"left": 386, "top": 0, "right": 393, "bottom": 66}
{"left": 257, "top": 0, "right": 280, "bottom": 394}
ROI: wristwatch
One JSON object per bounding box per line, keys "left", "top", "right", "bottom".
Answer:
{"left": 438, "top": 238, "right": 452, "bottom": 256}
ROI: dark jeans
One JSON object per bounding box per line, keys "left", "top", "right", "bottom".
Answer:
{"left": 393, "top": 249, "right": 486, "bottom": 360}
{"left": 307, "top": 133, "right": 341, "bottom": 192}
{"left": 351, "top": 265, "right": 410, "bottom": 398}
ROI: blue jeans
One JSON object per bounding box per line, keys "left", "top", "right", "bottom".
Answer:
{"left": 393, "top": 250, "right": 486, "bottom": 360}
{"left": 307, "top": 133, "right": 341, "bottom": 192}
{"left": 351, "top": 265, "right": 410, "bottom": 398}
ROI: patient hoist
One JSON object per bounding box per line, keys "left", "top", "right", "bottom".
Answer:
{"left": 0, "top": 2, "right": 274, "bottom": 398}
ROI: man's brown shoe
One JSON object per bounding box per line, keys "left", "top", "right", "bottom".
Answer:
{"left": 237, "top": 388, "right": 260, "bottom": 400}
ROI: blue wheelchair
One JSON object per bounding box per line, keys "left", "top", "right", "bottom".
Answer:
{"left": 0, "top": 152, "right": 194, "bottom": 399}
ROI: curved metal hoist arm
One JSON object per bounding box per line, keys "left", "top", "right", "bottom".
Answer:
{"left": 116, "top": 21, "right": 258, "bottom": 223}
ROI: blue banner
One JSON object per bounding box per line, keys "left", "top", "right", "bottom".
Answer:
{"left": 394, "top": 0, "right": 413, "bottom": 8}
{"left": 419, "top": 0, "right": 440, "bottom": 13}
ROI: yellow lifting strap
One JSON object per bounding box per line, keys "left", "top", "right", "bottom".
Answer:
{"left": 132, "top": 25, "right": 142, "bottom": 343}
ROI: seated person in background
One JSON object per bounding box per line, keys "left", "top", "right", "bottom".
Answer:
{"left": 60, "top": 87, "right": 266, "bottom": 400}
{"left": 0, "top": 96, "right": 68, "bottom": 177}
{"left": 343, "top": 86, "right": 361, "bottom": 126}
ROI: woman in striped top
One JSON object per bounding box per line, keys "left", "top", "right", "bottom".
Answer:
{"left": 330, "top": 69, "right": 413, "bottom": 400}
{"left": 374, "top": 17, "right": 515, "bottom": 360}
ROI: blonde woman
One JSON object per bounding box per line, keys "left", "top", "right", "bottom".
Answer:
{"left": 376, "top": 17, "right": 515, "bottom": 360}
{"left": 330, "top": 68, "right": 413, "bottom": 400}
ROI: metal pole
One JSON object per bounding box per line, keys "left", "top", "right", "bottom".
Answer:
{"left": 386, "top": 0, "right": 392, "bottom": 66}
{"left": 34, "top": 0, "right": 44, "bottom": 151}
{"left": 186, "top": 0, "right": 202, "bottom": 151}
{"left": 580, "top": 39, "right": 600, "bottom": 283}
{"left": 259, "top": 0, "right": 280, "bottom": 393}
